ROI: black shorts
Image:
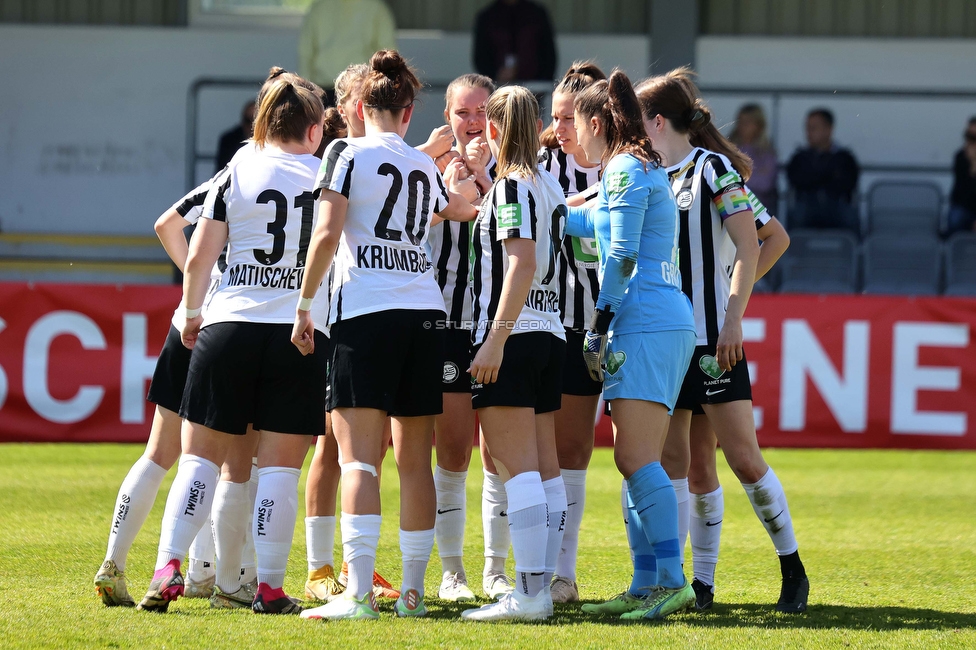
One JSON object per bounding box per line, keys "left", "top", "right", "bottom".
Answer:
{"left": 472, "top": 332, "right": 565, "bottom": 414}
{"left": 180, "top": 322, "right": 328, "bottom": 436}
{"left": 147, "top": 325, "right": 192, "bottom": 413}
{"left": 675, "top": 343, "right": 753, "bottom": 413}
{"left": 328, "top": 309, "right": 445, "bottom": 417}
{"left": 562, "top": 329, "right": 603, "bottom": 397}
{"left": 442, "top": 327, "right": 473, "bottom": 394}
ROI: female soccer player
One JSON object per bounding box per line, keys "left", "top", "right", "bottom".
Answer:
{"left": 294, "top": 50, "right": 477, "bottom": 621}
{"left": 460, "top": 85, "right": 567, "bottom": 622}
{"left": 636, "top": 67, "right": 808, "bottom": 613}
{"left": 569, "top": 70, "right": 697, "bottom": 621}
{"left": 136, "top": 75, "right": 327, "bottom": 615}
{"left": 425, "top": 73, "right": 496, "bottom": 603}
{"left": 538, "top": 60, "right": 605, "bottom": 603}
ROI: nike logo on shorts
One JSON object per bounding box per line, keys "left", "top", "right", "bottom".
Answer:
{"left": 705, "top": 388, "right": 726, "bottom": 396}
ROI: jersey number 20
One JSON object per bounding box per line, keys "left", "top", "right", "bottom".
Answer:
{"left": 374, "top": 163, "right": 431, "bottom": 246}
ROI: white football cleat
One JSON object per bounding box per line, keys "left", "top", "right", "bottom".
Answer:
{"left": 439, "top": 571, "right": 476, "bottom": 602}
{"left": 461, "top": 589, "right": 550, "bottom": 622}
{"left": 482, "top": 570, "right": 515, "bottom": 601}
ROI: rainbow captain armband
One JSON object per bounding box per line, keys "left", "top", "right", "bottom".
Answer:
{"left": 713, "top": 183, "right": 752, "bottom": 221}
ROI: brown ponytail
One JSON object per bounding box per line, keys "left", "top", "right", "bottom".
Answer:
{"left": 252, "top": 77, "right": 324, "bottom": 148}
{"left": 635, "top": 67, "right": 753, "bottom": 180}
{"left": 360, "top": 50, "right": 422, "bottom": 114}
{"left": 541, "top": 60, "right": 607, "bottom": 150}
{"left": 574, "top": 69, "right": 661, "bottom": 169}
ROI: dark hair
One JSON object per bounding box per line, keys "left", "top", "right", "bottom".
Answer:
{"left": 541, "top": 60, "right": 607, "bottom": 150}
{"left": 574, "top": 69, "right": 661, "bottom": 169}
{"left": 807, "top": 108, "right": 835, "bottom": 127}
{"left": 256, "top": 67, "right": 325, "bottom": 111}
{"left": 361, "top": 50, "right": 422, "bottom": 113}
{"left": 314, "top": 107, "right": 347, "bottom": 158}
{"left": 635, "top": 66, "right": 752, "bottom": 180}
{"left": 970, "top": 115, "right": 976, "bottom": 126}
{"left": 253, "top": 77, "right": 324, "bottom": 147}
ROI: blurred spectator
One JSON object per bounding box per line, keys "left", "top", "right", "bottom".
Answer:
{"left": 730, "top": 103, "right": 779, "bottom": 212}
{"left": 299, "top": 0, "right": 396, "bottom": 104}
{"left": 787, "top": 108, "right": 860, "bottom": 232}
{"left": 947, "top": 116, "right": 976, "bottom": 236}
{"left": 473, "top": 0, "right": 556, "bottom": 83}
{"left": 215, "top": 100, "right": 255, "bottom": 173}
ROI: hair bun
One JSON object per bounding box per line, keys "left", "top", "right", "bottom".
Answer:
{"left": 370, "top": 49, "right": 407, "bottom": 77}
{"left": 267, "top": 66, "right": 288, "bottom": 80}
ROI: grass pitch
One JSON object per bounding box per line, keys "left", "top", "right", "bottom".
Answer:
{"left": 1, "top": 444, "right": 974, "bottom": 649}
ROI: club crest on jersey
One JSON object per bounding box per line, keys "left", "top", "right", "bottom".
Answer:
{"left": 443, "top": 361, "right": 459, "bottom": 384}
{"left": 699, "top": 354, "right": 725, "bottom": 379}
{"left": 605, "top": 172, "right": 630, "bottom": 194}
{"left": 676, "top": 189, "right": 694, "bottom": 209}
{"left": 498, "top": 203, "right": 522, "bottom": 228}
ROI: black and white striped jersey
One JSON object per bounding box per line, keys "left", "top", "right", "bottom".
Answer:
{"left": 470, "top": 171, "right": 567, "bottom": 346}
{"left": 427, "top": 158, "right": 496, "bottom": 327}
{"left": 539, "top": 148, "right": 601, "bottom": 331}
{"left": 316, "top": 132, "right": 450, "bottom": 327}
{"left": 200, "top": 145, "right": 326, "bottom": 330}
{"left": 666, "top": 147, "right": 771, "bottom": 345}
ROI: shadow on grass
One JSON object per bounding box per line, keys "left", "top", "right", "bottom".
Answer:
{"left": 414, "top": 600, "right": 976, "bottom": 631}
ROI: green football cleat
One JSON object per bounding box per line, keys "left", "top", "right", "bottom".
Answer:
{"left": 620, "top": 581, "right": 695, "bottom": 621}
{"left": 300, "top": 592, "right": 380, "bottom": 621}
{"left": 394, "top": 589, "right": 428, "bottom": 617}
{"left": 581, "top": 590, "right": 648, "bottom": 616}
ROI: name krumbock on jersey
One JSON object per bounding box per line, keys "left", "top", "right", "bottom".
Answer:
{"left": 201, "top": 146, "right": 329, "bottom": 331}
{"left": 471, "top": 171, "right": 567, "bottom": 345}
{"left": 315, "top": 132, "right": 450, "bottom": 327}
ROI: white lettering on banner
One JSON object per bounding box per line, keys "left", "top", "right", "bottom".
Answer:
{"left": 121, "top": 314, "right": 157, "bottom": 424}
{"left": 780, "top": 319, "right": 869, "bottom": 432}
{"left": 0, "top": 317, "right": 7, "bottom": 410}
{"left": 742, "top": 318, "right": 765, "bottom": 430}
{"left": 23, "top": 311, "right": 106, "bottom": 424}
{"left": 891, "top": 322, "right": 968, "bottom": 436}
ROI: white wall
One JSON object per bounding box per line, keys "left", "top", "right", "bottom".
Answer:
{"left": 1, "top": 26, "right": 973, "bottom": 236}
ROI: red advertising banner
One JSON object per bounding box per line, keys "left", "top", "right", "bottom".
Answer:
{"left": 0, "top": 284, "right": 974, "bottom": 448}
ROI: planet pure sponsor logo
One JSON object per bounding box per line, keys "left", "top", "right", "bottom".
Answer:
{"left": 183, "top": 480, "right": 206, "bottom": 516}
{"left": 256, "top": 498, "right": 275, "bottom": 537}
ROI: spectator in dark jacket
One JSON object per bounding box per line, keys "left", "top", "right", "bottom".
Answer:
{"left": 787, "top": 108, "right": 860, "bottom": 233}
{"left": 473, "top": 0, "right": 556, "bottom": 83}
{"left": 215, "top": 100, "right": 255, "bottom": 173}
{"left": 947, "top": 116, "right": 976, "bottom": 236}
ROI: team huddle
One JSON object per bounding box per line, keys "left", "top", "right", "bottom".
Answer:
{"left": 92, "top": 49, "right": 808, "bottom": 623}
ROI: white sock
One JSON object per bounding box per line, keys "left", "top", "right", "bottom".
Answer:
{"left": 212, "top": 480, "right": 249, "bottom": 594}
{"left": 555, "top": 469, "right": 586, "bottom": 581}
{"left": 187, "top": 519, "right": 215, "bottom": 582}
{"left": 240, "top": 463, "right": 258, "bottom": 584}
{"left": 155, "top": 454, "right": 219, "bottom": 570}
{"left": 305, "top": 515, "right": 337, "bottom": 572}
{"left": 341, "top": 512, "right": 381, "bottom": 599}
{"left": 400, "top": 528, "right": 435, "bottom": 598}
{"left": 105, "top": 456, "right": 167, "bottom": 571}
{"left": 504, "top": 472, "right": 548, "bottom": 598}
{"left": 621, "top": 479, "right": 634, "bottom": 565}
{"left": 434, "top": 466, "right": 467, "bottom": 575}
{"left": 252, "top": 466, "right": 301, "bottom": 590}
{"left": 482, "top": 469, "right": 510, "bottom": 574}
{"left": 541, "top": 476, "right": 567, "bottom": 586}
{"left": 690, "top": 487, "right": 723, "bottom": 586}
{"left": 742, "top": 467, "right": 798, "bottom": 556}
{"left": 672, "top": 477, "right": 690, "bottom": 565}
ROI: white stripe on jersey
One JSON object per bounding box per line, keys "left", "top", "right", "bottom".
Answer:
{"left": 316, "top": 132, "right": 450, "bottom": 326}
{"left": 667, "top": 147, "right": 768, "bottom": 345}
{"left": 200, "top": 146, "right": 326, "bottom": 330}
{"left": 428, "top": 158, "right": 497, "bottom": 327}
{"left": 471, "top": 171, "right": 567, "bottom": 346}
{"left": 540, "top": 148, "right": 602, "bottom": 331}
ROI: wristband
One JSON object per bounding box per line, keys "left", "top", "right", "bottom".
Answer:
{"left": 185, "top": 307, "right": 202, "bottom": 319}
{"left": 588, "top": 306, "right": 615, "bottom": 336}
{"left": 297, "top": 296, "right": 313, "bottom": 311}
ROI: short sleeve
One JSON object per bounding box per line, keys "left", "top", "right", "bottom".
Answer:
{"left": 202, "top": 170, "right": 233, "bottom": 223}
{"left": 604, "top": 158, "right": 649, "bottom": 215}
{"left": 432, "top": 166, "right": 451, "bottom": 214}
{"left": 314, "top": 139, "right": 354, "bottom": 199}
{"left": 702, "top": 154, "right": 752, "bottom": 222}
{"left": 494, "top": 177, "right": 537, "bottom": 242}
{"left": 174, "top": 168, "right": 228, "bottom": 224}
